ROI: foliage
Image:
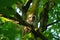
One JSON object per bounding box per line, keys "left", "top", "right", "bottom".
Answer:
{"left": 0, "top": 0, "right": 60, "bottom": 40}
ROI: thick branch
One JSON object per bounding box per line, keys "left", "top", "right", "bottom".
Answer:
{"left": 15, "top": 12, "right": 34, "bottom": 27}
{"left": 0, "top": 0, "right": 48, "bottom": 40}
{"left": 31, "top": 29, "right": 48, "bottom": 40}
{"left": 15, "top": 11, "right": 48, "bottom": 40}
{"left": 1, "top": 11, "right": 48, "bottom": 40}
{"left": 16, "top": 12, "right": 48, "bottom": 40}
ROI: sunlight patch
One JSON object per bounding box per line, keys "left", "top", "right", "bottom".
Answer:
{"left": 51, "top": 17, "right": 53, "bottom": 19}
{"left": 51, "top": 29, "right": 54, "bottom": 33}
{"left": 16, "top": 7, "right": 22, "bottom": 16}
{"left": 53, "top": 20, "right": 56, "bottom": 22}
{"left": 38, "top": 22, "right": 40, "bottom": 28}
{"left": 58, "top": 33, "right": 60, "bottom": 37}
{"left": 47, "top": 25, "right": 52, "bottom": 29}
{"left": 30, "top": 3, "right": 32, "bottom": 6}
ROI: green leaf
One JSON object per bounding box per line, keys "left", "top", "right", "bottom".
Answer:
{"left": 0, "top": 0, "right": 18, "bottom": 8}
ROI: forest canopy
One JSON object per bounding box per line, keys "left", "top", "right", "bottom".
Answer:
{"left": 0, "top": 0, "right": 60, "bottom": 40}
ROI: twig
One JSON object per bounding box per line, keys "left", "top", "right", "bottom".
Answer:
{"left": 47, "top": 20, "right": 60, "bottom": 26}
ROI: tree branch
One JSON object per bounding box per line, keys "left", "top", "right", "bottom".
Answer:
{"left": 0, "top": 0, "right": 48, "bottom": 40}
{"left": 1, "top": 11, "right": 48, "bottom": 40}
{"left": 31, "top": 29, "right": 48, "bottom": 40}
{"left": 22, "top": 0, "right": 32, "bottom": 13}
{"left": 47, "top": 20, "right": 60, "bottom": 26}
{"left": 15, "top": 11, "right": 48, "bottom": 40}
{"left": 22, "top": 0, "right": 32, "bottom": 20}
{"left": 15, "top": 0, "right": 48, "bottom": 40}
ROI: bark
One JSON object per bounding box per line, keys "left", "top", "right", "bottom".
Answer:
{"left": 27, "top": 0, "right": 40, "bottom": 14}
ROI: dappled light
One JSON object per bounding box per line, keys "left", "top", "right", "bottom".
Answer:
{"left": 0, "top": 0, "right": 60, "bottom": 40}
